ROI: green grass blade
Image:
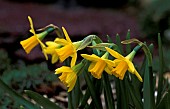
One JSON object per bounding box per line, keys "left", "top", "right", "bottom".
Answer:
{"left": 83, "top": 61, "right": 102, "bottom": 109}
{"left": 102, "top": 72, "right": 115, "bottom": 109}
{"left": 25, "top": 90, "right": 62, "bottom": 109}
{"left": 116, "top": 34, "right": 124, "bottom": 55}
{"left": 120, "top": 80, "right": 128, "bottom": 109}
{"left": 156, "top": 34, "right": 164, "bottom": 105}
{"left": 68, "top": 91, "right": 73, "bottom": 109}
{"left": 126, "top": 79, "right": 143, "bottom": 109}
{"left": 0, "top": 79, "right": 40, "bottom": 109}
{"left": 157, "top": 90, "right": 170, "bottom": 109}
{"left": 79, "top": 88, "right": 90, "bottom": 108}
{"left": 143, "top": 44, "right": 155, "bottom": 109}
{"left": 72, "top": 77, "right": 82, "bottom": 109}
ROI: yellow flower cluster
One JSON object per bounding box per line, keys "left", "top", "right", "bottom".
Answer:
{"left": 21, "top": 16, "right": 143, "bottom": 92}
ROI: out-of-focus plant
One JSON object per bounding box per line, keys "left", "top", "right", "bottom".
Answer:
{"left": 1, "top": 62, "right": 57, "bottom": 92}
{"left": 140, "top": 0, "right": 170, "bottom": 42}
{"left": 0, "top": 49, "right": 10, "bottom": 73}
{"left": 1, "top": 16, "right": 170, "bottom": 109}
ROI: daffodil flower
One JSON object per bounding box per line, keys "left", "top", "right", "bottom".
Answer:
{"left": 55, "top": 62, "right": 83, "bottom": 92}
{"left": 44, "top": 41, "right": 61, "bottom": 64}
{"left": 55, "top": 27, "right": 82, "bottom": 67}
{"left": 20, "top": 16, "right": 54, "bottom": 54}
{"left": 81, "top": 52, "right": 115, "bottom": 79}
{"left": 105, "top": 47, "right": 143, "bottom": 82}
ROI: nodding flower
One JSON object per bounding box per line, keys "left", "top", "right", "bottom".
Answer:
{"left": 20, "top": 16, "right": 54, "bottom": 55}
{"left": 81, "top": 52, "right": 115, "bottom": 79}
{"left": 105, "top": 46, "right": 143, "bottom": 82}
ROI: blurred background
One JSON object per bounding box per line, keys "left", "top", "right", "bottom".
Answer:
{"left": 0, "top": 0, "right": 170, "bottom": 108}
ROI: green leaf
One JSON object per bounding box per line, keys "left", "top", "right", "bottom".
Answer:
{"left": 79, "top": 88, "right": 90, "bottom": 108}
{"left": 143, "top": 44, "right": 155, "bottom": 109}
{"left": 25, "top": 90, "right": 62, "bottom": 109}
{"left": 0, "top": 79, "right": 40, "bottom": 109}
{"left": 102, "top": 72, "right": 115, "bottom": 109}
{"left": 83, "top": 61, "right": 102, "bottom": 109}
{"left": 116, "top": 34, "right": 124, "bottom": 54}
{"left": 126, "top": 79, "right": 143, "bottom": 109}
{"left": 156, "top": 34, "right": 164, "bottom": 105}
{"left": 72, "top": 77, "right": 83, "bottom": 109}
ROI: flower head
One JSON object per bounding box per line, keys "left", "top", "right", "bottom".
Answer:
{"left": 20, "top": 16, "right": 54, "bottom": 55}
{"left": 105, "top": 47, "right": 143, "bottom": 82}
{"left": 81, "top": 52, "right": 115, "bottom": 79}
{"left": 55, "top": 62, "right": 83, "bottom": 92}
{"left": 44, "top": 41, "right": 61, "bottom": 64}
{"left": 55, "top": 27, "right": 81, "bottom": 67}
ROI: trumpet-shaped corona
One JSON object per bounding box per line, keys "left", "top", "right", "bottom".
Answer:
{"left": 20, "top": 16, "right": 54, "bottom": 55}
{"left": 81, "top": 52, "right": 115, "bottom": 79}
{"left": 55, "top": 62, "right": 83, "bottom": 92}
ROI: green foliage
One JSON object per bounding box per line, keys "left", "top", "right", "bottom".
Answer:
{"left": 25, "top": 90, "right": 62, "bottom": 109}
{"left": 1, "top": 62, "right": 57, "bottom": 92}
{"left": 0, "top": 49, "right": 10, "bottom": 73}
{"left": 0, "top": 49, "right": 58, "bottom": 108}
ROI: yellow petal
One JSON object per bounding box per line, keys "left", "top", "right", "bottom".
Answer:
{"left": 81, "top": 54, "right": 100, "bottom": 61}
{"left": 133, "top": 69, "right": 143, "bottom": 82}
{"left": 67, "top": 76, "right": 77, "bottom": 92}
{"left": 105, "top": 47, "right": 125, "bottom": 60}
{"left": 88, "top": 62, "right": 96, "bottom": 71}
{"left": 51, "top": 54, "right": 59, "bottom": 64}
{"left": 104, "top": 65, "right": 113, "bottom": 75}
{"left": 56, "top": 44, "right": 74, "bottom": 62}
{"left": 55, "top": 66, "right": 72, "bottom": 74}
{"left": 37, "top": 38, "right": 48, "bottom": 60}
{"left": 89, "top": 60, "right": 106, "bottom": 79}
{"left": 20, "top": 35, "right": 39, "bottom": 54}
{"left": 104, "top": 59, "right": 115, "bottom": 67}
{"left": 112, "top": 61, "right": 128, "bottom": 79}
{"left": 126, "top": 60, "right": 135, "bottom": 73}
{"left": 113, "top": 59, "right": 122, "bottom": 65}
{"left": 71, "top": 53, "right": 77, "bottom": 67}
{"left": 28, "top": 16, "right": 36, "bottom": 35}
{"left": 46, "top": 41, "right": 58, "bottom": 47}
{"left": 62, "top": 27, "right": 72, "bottom": 43}
{"left": 54, "top": 38, "right": 69, "bottom": 45}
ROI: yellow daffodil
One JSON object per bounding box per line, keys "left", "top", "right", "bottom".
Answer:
{"left": 44, "top": 41, "right": 61, "bottom": 64}
{"left": 55, "top": 27, "right": 82, "bottom": 67}
{"left": 81, "top": 52, "right": 115, "bottom": 79}
{"left": 105, "top": 47, "right": 143, "bottom": 82}
{"left": 55, "top": 62, "right": 83, "bottom": 92}
{"left": 20, "top": 16, "right": 54, "bottom": 54}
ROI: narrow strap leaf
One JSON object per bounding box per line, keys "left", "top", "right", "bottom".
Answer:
{"left": 83, "top": 61, "right": 103, "bottom": 109}
{"left": 156, "top": 34, "right": 164, "bottom": 105}
{"left": 102, "top": 72, "right": 115, "bottom": 109}
{"left": 25, "top": 90, "right": 62, "bottom": 109}
{"left": 0, "top": 79, "right": 40, "bottom": 109}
